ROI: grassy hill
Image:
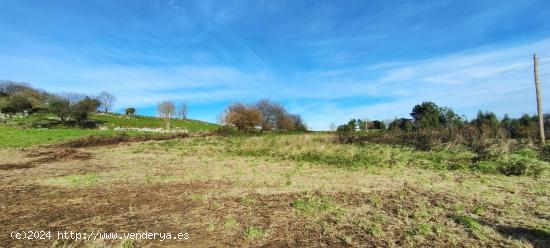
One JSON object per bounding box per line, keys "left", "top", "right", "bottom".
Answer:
{"left": 0, "top": 112, "right": 219, "bottom": 147}
{"left": 90, "top": 113, "right": 219, "bottom": 132}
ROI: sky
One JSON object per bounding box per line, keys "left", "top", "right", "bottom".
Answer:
{"left": 1, "top": 0, "right": 550, "bottom": 130}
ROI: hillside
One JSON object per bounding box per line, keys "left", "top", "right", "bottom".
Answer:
{"left": 0, "top": 113, "right": 219, "bottom": 148}
{"left": 90, "top": 113, "right": 219, "bottom": 132}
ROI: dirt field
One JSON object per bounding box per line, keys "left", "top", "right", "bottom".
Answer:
{"left": 1, "top": 134, "right": 549, "bottom": 247}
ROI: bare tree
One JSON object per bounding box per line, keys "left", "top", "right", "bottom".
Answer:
{"left": 178, "top": 102, "right": 188, "bottom": 120}
{"left": 97, "top": 91, "right": 116, "bottom": 113}
{"left": 255, "top": 99, "right": 286, "bottom": 131}
{"left": 157, "top": 101, "right": 176, "bottom": 129}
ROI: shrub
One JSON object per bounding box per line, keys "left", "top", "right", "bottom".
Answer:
{"left": 31, "top": 118, "right": 62, "bottom": 128}
{"left": 496, "top": 149, "right": 546, "bottom": 177}
{"left": 336, "top": 128, "right": 547, "bottom": 176}
{"left": 125, "top": 107, "right": 136, "bottom": 115}
{"left": 216, "top": 125, "right": 239, "bottom": 136}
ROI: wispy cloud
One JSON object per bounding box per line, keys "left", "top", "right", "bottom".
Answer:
{"left": 1, "top": 0, "right": 549, "bottom": 129}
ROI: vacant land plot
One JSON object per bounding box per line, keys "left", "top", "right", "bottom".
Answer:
{"left": 0, "top": 133, "right": 548, "bottom": 247}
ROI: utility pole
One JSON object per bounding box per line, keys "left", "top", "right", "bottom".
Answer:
{"left": 534, "top": 54, "right": 545, "bottom": 145}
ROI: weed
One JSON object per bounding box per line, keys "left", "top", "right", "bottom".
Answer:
{"left": 224, "top": 217, "right": 238, "bottom": 229}
{"left": 367, "top": 223, "right": 384, "bottom": 237}
{"left": 291, "top": 195, "right": 341, "bottom": 215}
{"left": 244, "top": 227, "right": 264, "bottom": 239}
{"left": 409, "top": 223, "right": 432, "bottom": 236}
{"left": 341, "top": 235, "right": 353, "bottom": 245}
{"left": 211, "top": 201, "right": 222, "bottom": 210}
{"left": 120, "top": 239, "right": 133, "bottom": 248}
{"left": 473, "top": 206, "right": 485, "bottom": 215}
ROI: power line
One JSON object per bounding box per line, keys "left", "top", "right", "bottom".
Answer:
{"left": 434, "top": 62, "right": 530, "bottom": 100}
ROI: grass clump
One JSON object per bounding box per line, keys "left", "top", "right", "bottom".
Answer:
{"left": 409, "top": 223, "right": 432, "bottom": 236}
{"left": 244, "top": 226, "right": 264, "bottom": 239}
{"left": 120, "top": 239, "right": 134, "bottom": 248}
{"left": 291, "top": 194, "right": 341, "bottom": 215}
{"left": 224, "top": 217, "right": 238, "bottom": 229}
{"left": 47, "top": 173, "right": 99, "bottom": 187}
{"left": 367, "top": 223, "right": 384, "bottom": 237}
{"left": 453, "top": 215, "right": 486, "bottom": 239}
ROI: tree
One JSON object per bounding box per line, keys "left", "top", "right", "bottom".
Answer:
{"left": 358, "top": 119, "right": 367, "bottom": 131}
{"left": 125, "top": 107, "right": 136, "bottom": 115}
{"left": 71, "top": 97, "right": 100, "bottom": 125}
{"left": 473, "top": 111, "right": 500, "bottom": 131}
{"left": 1, "top": 94, "right": 33, "bottom": 114}
{"left": 371, "top": 120, "right": 386, "bottom": 129}
{"left": 278, "top": 114, "right": 296, "bottom": 131}
{"left": 255, "top": 99, "right": 286, "bottom": 131}
{"left": 439, "top": 107, "right": 464, "bottom": 128}
{"left": 222, "top": 102, "right": 262, "bottom": 131}
{"left": 410, "top": 102, "right": 442, "bottom": 129}
{"left": 97, "top": 91, "right": 116, "bottom": 113}
{"left": 336, "top": 119, "right": 358, "bottom": 133}
{"left": 289, "top": 114, "right": 307, "bottom": 131}
{"left": 178, "top": 103, "right": 188, "bottom": 120}
{"left": 49, "top": 97, "right": 71, "bottom": 124}
{"left": 48, "top": 95, "right": 99, "bottom": 126}
{"left": 157, "top": 101, "right": 176, "bottom": 129}
{"left": 388, "top": 118, "right": 414, "bottom": 131}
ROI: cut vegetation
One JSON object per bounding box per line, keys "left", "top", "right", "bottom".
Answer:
{"left": 0, "top": 133, "right": 548, "bottom": 247}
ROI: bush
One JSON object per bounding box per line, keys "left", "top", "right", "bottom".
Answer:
{"left": 497, "top": 153, "right": 546, "bottom": 177}
{"left": 216, "top": 125, "right": 239, "bottom": 136}
{"left": 540, "top": 144, "right": 550, "bottom": 162}
{"left": 125, "top": 107, "right": 136, "bottom": 115}
{"left": 31, "top": 118, "right": 62, "bottom": 128}
{"left": 79, "top": 120, "right": 98, "bottom": 129}
{"left": 336, "top": 128, "right": 547, "bottom": 176}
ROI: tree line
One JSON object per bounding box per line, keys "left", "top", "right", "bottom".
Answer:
{"left": 336, "top": 101, "right": 545, "bottom": 140}
{"left": 1, "top": 81, "right": 306, "bottom": 132}
{"left": 0, "top": 81, "right": 118, "bottom": 127}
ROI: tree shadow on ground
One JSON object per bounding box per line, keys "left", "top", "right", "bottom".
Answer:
{"left": 478, "top": 219, "right": 550, "bottom": 248}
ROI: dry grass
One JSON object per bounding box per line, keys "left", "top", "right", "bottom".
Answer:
{"left": 0, "top": 133, "right": 548, "bottom": 247}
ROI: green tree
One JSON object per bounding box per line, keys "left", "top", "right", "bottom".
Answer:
{"left": 125, "top": 107, "right": 136, "bottom": 115}
{"left": 49, "top": 98, "right": 71, "bottom": 124}
{"left": 388, "top": 118, "right": 414, "bottom": 131}
{"left": 371, "top": 120, "right": 386, "bottom": 129}
{"left": 71, "top": 97, "right": 100, "bottom": 125}
{"left": 410, "top": 102, "right": 442, "bottom": 129}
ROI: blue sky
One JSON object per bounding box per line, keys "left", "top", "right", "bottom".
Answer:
{"left": 1, "top": 0, "right": 550, "bottom": 130}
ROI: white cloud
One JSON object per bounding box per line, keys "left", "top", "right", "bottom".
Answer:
{"left": 298, "top": 38, "right": 550, "bottom": 130}
{"left": 1, "top": 37, "right": 549, "bottom": 131}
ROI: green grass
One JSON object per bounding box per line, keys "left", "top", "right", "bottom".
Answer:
{"left": 0, "top": 113, "right": 219, "bottom": 147}
{"left": 46, "top": 173, "right": 99, "bottom": 187}
{"left": 244, "top": 227, "right": 265, "bottom": 239}
{"left": 91, "top": 113, "right": 219, "bottom": 132}
{"left": 0, "top": 126, "right": 169, "bottom": 148}
{"left": 177, "top": 133, "right": 549, "bottom": 176}
{"left": 453, "top": 215, "right": 486, "bottom": 239}
{"left": 224, "top": 217, "right": 238, "bottom": 229}
{"left": 291, "top": 195, "right": 341, "bottom": 215}
{"left": 0, "top": 126, "right": 118, "bottom": 147}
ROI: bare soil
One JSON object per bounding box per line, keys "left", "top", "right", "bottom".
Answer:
{"left": 1, "top": 137, "right": 548, "bottom": 248}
